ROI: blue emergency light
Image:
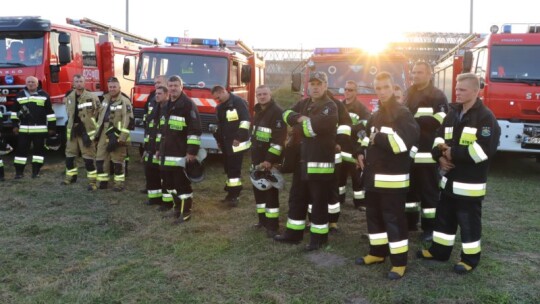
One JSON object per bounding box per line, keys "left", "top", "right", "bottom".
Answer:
{"left": 503, "top": 24, "right": 512, "bottom": 33}
{"left": 164, "top": 36, "right": 180, "bottom": 44}
{"left": 314, "top": 48, "right": 342, "bottom": 55}
{"left": 5, "top": 74, "right": 14, "bottom": 85}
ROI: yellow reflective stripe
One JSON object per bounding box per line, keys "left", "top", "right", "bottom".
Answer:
{"left": 389, "top": 239, "right": 408, "bottom": 254}
{"left": 460, "top": 127, "right": 477, "bottom": 145}
{"left": 349, "top": 113, "right": 360, "bottom": 125}
{"left": 268, "top": 144, "right": 282, "bottom": 156}
{"left": 409, "top": 146, "right": 418, "bottom": 158}
{"left": 17, "top": 96, "right": 47, "bottom": 106}
{"left": 434, "top": 111, "right": 446, "bottom": 124}
{"left": 114, "top": 174, "right": 125, "bottom": 182}
{"left": 77, "top": 102, "right": 93, "bottom": 109}
{"left": 440, "top": 176, "right": 447, "bottom": 189}
{"left": 339, "top": 186, "right": 346, "bottom": 195}
{"left": 265, "top": 208, "right": 279, "bottom": 218}
{"left": 414, "top": 107, "right": 433, "bottom": 117}
{"left": 14, "top": 157, "right": 27, "bottom": 164}
{"left": 369, "top": 232, "right": 389, "bottom": 246}
{"left": 433, "top": 231, "right": 456, "bottom": 246}
{"left": 414, "top": 152, "right": 436, "bottom": 164}
{"left": 341, "top": 151, "right": 355, "bottom": 163}
{"left": 380, "top": 127, "right": 407, "bottom": 153}
{"left": 469, "top": 142, "right": 488, "bottom": 163}
{"left": 239, "top": 120, "right": 250, "bottom": 130}
{"left": 97, "top": 173, "right": 109, "bottom": 181}
{"left": 187, "top": 135, "right": 201, "bottom": 145}
{"left": 283, "top": 110, "right": 293, "bottom": 127}
{"left": 335, "top": 153, "right": 342, "bottom": 164}
{"left": 162, "top": 193, "right": 173, "bottom": 202}
{"left": 163, "top": 156, "right": 186, "bottom": 167}
{"left": 374, "top": 174, "right": 410, "bottom": 189}
{"left": 10, "top": 112, "right": 19, "bottom": 120}
{"left": 307, "top": 162, "right": 334, "bottom": 174}
{"left": 47, "top": 114, "right": 56, "bottom": 121}
{"left": 310, "top": 223, "right": 329, "bottom": 234}
{"left": 337, "top": 125, "right": 351, "bottom": 136}
{"left": 66, "top": 168, "right": 78, "bottom": 176}
{"left": 255, "top": 126, "right": 272, "bottom": 142}
{"left": 232, "top": 140, "right": 251, "bottom": 153}
{"left": 433, "top": 137, "right": 445, "bottom": 148}
{"left": 179, "top": 193, "right": 193, "bottom": 200}
{"left": 405, "top": 202, "right": 419, "bottom": 211}
{"left": 444, "top": 127, "right": 453, "bottom": 140}
{"left": 226, "top": 178, "right": 242, "bottom": 187}
{"left": 453, "top": 181, "right": 486, "bottom": 197}
{"left": 302, "top": 119, "right": 317, "bottom": 138}
{"left": 148, "top": 189, "right": 162, "bottom": 199}
{"left": 286, "top": 218, "right": 306, "bottom": 230}
{"left": 422, "top": 208, "right": 436, "bottom": 219}
{"left": 19, "top": 125, "right": 48, "bottom": 133}
{"left": 256, "top": 203, "right": 266, "bottom": 214}
{"left": 328, "top": 203, "right": 340, "bottom": 214}
{"left": 32, "top": 155, "right": 44, "bottom": 163}
{"left": 462, "top": 240, "right": 481, "bottom": 254}
{"left": 360, "top": 136, "right": 369, "bottom": 147}
{"left": 353, "top": 190, "right": 365, "bottom": 199}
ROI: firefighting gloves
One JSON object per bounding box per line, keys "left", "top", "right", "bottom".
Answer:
{"left": 82, "top": 132, "right": 92, "bottom": 147}
{"left": 106, "top": 132, "right": 119, "bottom": 152}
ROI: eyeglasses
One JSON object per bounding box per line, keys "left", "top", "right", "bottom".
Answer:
{"left": 344, "top": 88, "right": 355, "bottom": 92}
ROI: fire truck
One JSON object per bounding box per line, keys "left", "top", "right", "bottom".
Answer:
{"left": 125, "top": 37, "right": 265, "bottom": 152}
{"left": 434, "top": 23, "right": 540, "bottom": 153}
{"left": 291, "top": 47, "right": 411, "bottom": 112}
{"left": 0, "top": 16, "right": 153, "bottom": 138}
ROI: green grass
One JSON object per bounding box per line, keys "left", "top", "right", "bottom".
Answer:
{"left": 0, "top": 150, "right": 539, "bottom": 303}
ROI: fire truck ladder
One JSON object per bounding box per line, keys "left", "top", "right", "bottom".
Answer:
{"left": 436, "top": 33, "right": 485, "bottom": 65}
{"left": 219, "top": 39, "right": 254, "bottom": 57}
{"left": 66, "top": 17, "right": 155, "bottom": 45}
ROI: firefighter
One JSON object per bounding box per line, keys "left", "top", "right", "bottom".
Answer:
{"left": 95, "top": 77, "right": 133, "bottom": 191}
{"left": 394, "top": 85, "right": 404, "bottom": 104}
{"left": 143, "top": 84, "right": 169, "bottom": 209}
{"left": 418, "top": 73, "right": 500, "bottom": 274}
{"left": 355, "top": 72, "right": 419, "bottom": 280}
{"left": 0, "top": 115, "right": 14, "bottom": 181}
{"left": 159, "top": 75, "right": 202, "bottom": 224}
{"left": 211, "top": 85, "right": 251, "bottom": 207}
{"left": 274, "top": 71, "right": 338, "bottom": 251}
{"left": 341, "top": 80, "right": 371, "bottom": 210}
{"left": 61, "top": 74, "right": 101, "bottom": 190}
{"left": 404, "top": 61, "right": 449, "bottom": 240}
{"left": 250, "top": 85, "right": 286, "bottom": 237}
{"left": 12, "top": 76, "right": 56, "bottom": 179}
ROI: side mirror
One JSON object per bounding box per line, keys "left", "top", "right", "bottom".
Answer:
{"left": 241, "top": 65, "right": 251, "bottom": 83}
{"left": 462, "top": 51, "right": 473, "bottom": 73}
{"left": 123, "top": 57, "right": 130, "bottom": 76}
{"left": 58, "top": 32, "right": 71, "bottom": 44}
{"left": 291, "top": 73, "right": 302, "bottom": 92}
{"left": 58, "top": 44, "right": 71, "bottom": 65}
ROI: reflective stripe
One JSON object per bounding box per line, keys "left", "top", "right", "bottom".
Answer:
{"left": 360, "top": 136, "right": 369, "bottom": 147}
{"left": 226, "top": 178, "right": 242, "bottom": 187}
{"left": 307, "top": 162, "right": 334, "bottom": 174}
{"left": 349, "top": 113, "right": 360, "bottom": 125}
{"left": 302, "top": 119, "right": 316, "bottom": 137}
{"left": 308, "top": 204, "right": 312, "bottom": 214}
{"left": 47, "top": 113, "right": 56, "bottom": 122}
{"left": 389, "top": 239, "right": 408, "bottom": 254}
{"left": 286, "top": 218, "right": 306, "bottom": 230}
{"left": 110, "top": 105, "right": 123, "bottom": 111}
{"left": 353, "top": 190, "right": 365, "bottom": 199}
{"left": 114, "top": 174, "right": 125, "bottom": 182}
{"left": 148, "top": 189, "right": 162, "bottom": 199}
{"left": 337, "top": 125, "right": 351, "bottom": 136}
{"left": 239, "top": 120, "right": 251, "bottom": 130}
{"left": 0, "top": 160, "right": 3, "bottom": 167}
{"left": 405, "top": 202, "right": 419, "bottom": 211}
{"left": 440, "top": 176, "right": 447, "bottom": 189}
{"left": 32, "top": 155, "right": 44, "bottom": 163}
{"left": 310, "top": 223, "right": 329, "bottom": 234}
{"left": 164, "top": 156, "right": 186, "bottom": 167}
{"left": 283, "top": 110, "right": 293, "bottom": 126}
{"left": 462, "top": 240, "right": 481, "bottom": 254}
{"left": 268, "top": 144, "right": 282, "bottom": 156}
{"left": 422, "top": 208, "right": 436, "bottom": 219}
{"left": 179, "top": 193, "right": 193, "bottom": 200}
{"left": 339, "top": 186, "right": 346, "bottom": 195}
{"left": 469, "top": 142, "right": 488, "bottom": 163}
{"left": 162, "top": 193, "right": 173, "bottom": 202}
{"left": 87, "top": 170, "right": 97, "bottom": 179}
{"left": 453, "top": 181, "right": 486, "bottom": 197}
{"left": 335, "top": 153, "right": 342, "bottom": 164}
{"left": 409, "top": 146, "right": 418, "bottom": 158}
{"left": 414, "top": 152, "right": 436, "bottom": 164}
{"left": 444, "top": 127, "right": 453, "bottom": 140}
{"left": 187, "top": 135, "right": 201, "bottom": 146}
{"left": 19, "top": 125, "right": 48, "bottom": 133}
{"left": 433, "top": 231, "right": 455, "bottom": 246}
{"left": 380, "top": 127, "right": 407, "bottom": 153}
{"left": 10, "top": 112, "right": 19, "bottom": 120}
{"left": 374, "top": 174, "right": 409, "bottom": 189}
{"left": 460, "top": 127, "right": 477, "bottom": 145}
{"left": 14, "top": 157, "right": 27, "bottom": 165}
{"left": 414, "top": 107, "right": 433, "bottom": 117}
{"left": 66, "top": 167, "right": 78, "bottom": 176}
{"left": 369, "top": 232, "right": 389, "bottom": 246}
{"left": 168, "top": 115, "right": 187, "bottom": 130}
{"left": 166, "top": 189, "right": 177, "bottom": 195}
{"left": 77, "top": 102, "right": 93, "bottom": 109}
{"left": 255, "top": 126, "right": 272, "bottom": 142}
{"left": 434, "top": 111, "right": 446, "bottom": 124}
{"left": 97, "top": 173, "right": 109, "bottom": 182}
{"left": 232, "top": 140, "right": 251, "bottom": 153}
{"left": 433, "top": 137, "right": 445, "bottom": 148}
{"left": 328, "top": 203, "right": 340, "bottom": 214}
{"left": 341, "top": 151, "right": 355, "bottom": 163}
{"left": 265, "top": 208, "right": 279, "bottom": 218}
{"left": 256, "top": 203, "right": 266, "bottom": 214}
{"left": 17, "top": 95, "right": 47, "bottom": 106}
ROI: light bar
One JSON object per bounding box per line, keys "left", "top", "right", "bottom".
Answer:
{"left": 314, "top": 48, "right": 341, "bottom": 55}
{"left": 164, "top": 36, "right": 219, "bottom": 46}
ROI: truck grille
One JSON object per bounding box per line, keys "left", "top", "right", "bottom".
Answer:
{"left": 200, "top": 113, "right": 217, "bottom": 133}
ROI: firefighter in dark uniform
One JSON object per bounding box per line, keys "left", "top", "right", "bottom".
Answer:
{"left": 404, "top": 62, "right": 449, "bottom": 240}
{"left": 250, "top": 85, "right": 286, "bottom": 237}
{"left": 142, "top": 85, "right": 169, "bottom": 209}
{"left": 274, "top": 71, "right": 338, "bottom": 251}
{"left": 341, "top": 80, "right": 371, "bottom": 209}
{"left": 12, "top": 76, "right": 56, "bottom": 178}
{"left": 355, "top": 72, "right": 419, "bottom": 280}
{"left": 0, "top": 113, "right": 14, "bottom": 181}
{"left": 211, "top": 85, "right": 251, "bottom": 207}
{"left": 159, "top": 75, "right": 202, "bottom": 224}
{"left": 61, "top": 74, "right": 101, "bottom": 190}
{"left": 418, "top": 73, "right": 500, "bottom": 274}
{"left": 95, "top": 77, "right": 133, "bottom": 191}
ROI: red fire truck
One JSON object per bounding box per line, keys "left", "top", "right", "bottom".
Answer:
{"left": 434, "top": 23, "right": 540, "bottom": 153}
{"left": 291, "top": 47, "right": 411, "bottom": 112}
{"left": 125, "top": 37, "right": 265, "bottom": 152}
{"left": 0, "top": 16, "right": 153, "bottom": 138}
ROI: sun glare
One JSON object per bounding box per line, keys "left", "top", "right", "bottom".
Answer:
{"left": 358, "top": 31, "right": 405, "bottom": 55}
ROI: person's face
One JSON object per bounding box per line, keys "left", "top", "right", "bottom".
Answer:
{"left": 73, "top": 77, "right": 85, "bottom": 91}
{"left": 308, "top": 80, "right": 327, "bottom": 99}
{"left": 168, "top": 80, "right": 183, "bottom": 99}
{"left": 344, "top": 83, "right": 357, "bottom": 100}
{"left": 394, "top": 89, "right": 404, "bottom": 104}
{"left": 154, "top": 76, "right": 166, "bottom": 89}
{"left": 212, "top": 90, "right": 229, "bottom": 103}
{"left": 108, "top": 82, "right": 121, "bottom": 98}
{"left": 374, "top": 78, "right": 394, "bottom": 103}
{"left": 26, "top": 77, "right": 38, "bottom": 91}
{"left": 256, "top": 87, "right": 272, "bottom": 105}
{"left": 155, "top": 89, "right": 168, "bottom": 103}
{"left": 455, "top": 79, "right": 478, "bottom": 105}
{"left": 411, "top": 64, "right": 431, "bottom": 87}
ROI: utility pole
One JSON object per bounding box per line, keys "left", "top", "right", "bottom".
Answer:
{"left": 126, "top": 0, "right": 129, "bottom": 31}
{"left": 469, "top": 0, "right": 473, "bottom": 33}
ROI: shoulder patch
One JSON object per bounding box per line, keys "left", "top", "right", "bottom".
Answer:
{"left": 191, "top": 110, "right": 197, "bottom": 119}
{"left": 126, "top": 104, "right": 132, "bottom": 112}
{"left": 481, "top": 126, "right": 491, "bottom": 137}
{"left": 276, "top": 120, "right": 282, "bottom": 128}
{"left": 322, "top": 106, "right": 330, "bottom": 116}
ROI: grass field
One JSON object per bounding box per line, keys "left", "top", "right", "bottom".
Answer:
{"left": 0, "top": 148, "right": 539, "bottom": 304}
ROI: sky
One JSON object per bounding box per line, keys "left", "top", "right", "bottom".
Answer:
{"left": 4, "top": 0, "right": 540, "bottom": 49}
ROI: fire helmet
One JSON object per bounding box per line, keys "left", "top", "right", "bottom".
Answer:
{"left": 45, "top": 134, "right": 62, "bottom": 151}
{"left": 0, "top": 138, "right": 13, "bottom": 156}
{"left": 185, "top": 148, "right": 207, "bottom": 183}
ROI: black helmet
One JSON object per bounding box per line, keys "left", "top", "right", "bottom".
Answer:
{"left": 45, "top": 134, "right": 62, "bottom": 151}
{"left": 185, "top": 148, "right": 207, "bottom": 183}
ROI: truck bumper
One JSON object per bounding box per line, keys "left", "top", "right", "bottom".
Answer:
{"left": 498, "top": 120, "right": 540, "bottom": 153}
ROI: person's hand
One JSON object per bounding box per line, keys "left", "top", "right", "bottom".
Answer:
{"left": 439, "top": 156, "right": 455, "bottom": 171}
{"left": 118, "top": 139, "right": 126, "bottom": 146}
{"left": 296, "top": 116, "right": 309, "bottom": 123}
{"left": 260, "top": 161, "right": 272, "bottom": 170}
{"left": 356, "top": 154, "right": 365, "bottom": 170}
{"left": 335, "top": 144, "right": 341, "bottom": 153}
{"left": 186, "top": 153, "right": 196, "bottom": 162}
{"left": 13, "top": 127, "right": 19, "bottom": 135}
{"left": 232, "top": 139, "right": 240, "bottom": 147}
{"left": 443, "top": 146, "right": 452, "bottom": 161}
{"left": 48, "top": 130, "right": 56, "bottom": 136}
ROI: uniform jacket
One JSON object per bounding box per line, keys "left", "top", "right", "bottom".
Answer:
{"left": 12, "top": 88, "right": 56, "bottom": 133}
{"left": 432, "top": 98, "right": 500, "bottom": 200}
{"left": 143, "top": 97, "right": 165, "bottom": 157}
{"left": 159, "top": 92, "right": 202, "bottom": 170}
{"left": 250, "top": 100, "right": 286, "bottom": 165}
{"left": 96, "top": 93, "right": 132, "bottom": 143}
{"left": 64, "top": 89, "right": 100, "bottom": 140}
{"left": 214, "top": 93, "right": 251, "bottom": 155}
{"left": 143, "top": 90, "right": 156, "bottom": 129}
{"left": 332, "top": 97, "right": 354, "bottom": 163}
{"left": 359, "top": 97, "right": 420, "bottom": 194}
{"left": 283, "top": 94, "right": 338, "bottom": 181}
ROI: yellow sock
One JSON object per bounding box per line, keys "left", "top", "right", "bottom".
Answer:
{"left": 422, "top": 250, "right": 433, "bottom": 258}
{"left": 363, "top": 255, "right": 385, "bottom": 265}
{"left": 329, "top": 222, "right": 338, "bottom": 229}
{"left": 390, "top": 266, "right": 406, "bottom": 277}
{"left": 456, "top": 262, "right": 472, "bottom": 271}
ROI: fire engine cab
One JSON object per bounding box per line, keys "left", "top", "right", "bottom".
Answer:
{"left": 125, "top": 36, "right": 265, "bottom": 152}
{"left": 434, "top": 23, "right": 540, "bottom": 153}
{"left": 0, "top": 16, "right": 153, "bottom": 138}
{"left": 292, "top": 47, "right": 410, "bottom": 112}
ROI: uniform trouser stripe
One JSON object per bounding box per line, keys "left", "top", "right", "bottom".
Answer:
{"left": 256, "top": 203, "right": 266, "bottom": 214}
{"left": 422, "top": 208, "right": 436, "bottom": 219}
{"left": 87, "top": 170, "right": 97, "bottom": 180}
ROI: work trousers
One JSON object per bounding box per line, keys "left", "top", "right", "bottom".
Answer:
{"left": 0, "top": 157, "right": 4, "bottom": 180}
{"left": 365, "top": 191, "right": 408, "bottom": 267}
{"left": 144, "top": 154, "right": 164, "bottom": 204}
{"left": 161, "top": 167, "right": 193, "bottom": 215}
{"left": 14, "top": 132, "right": 46, "bottom": 176}
{"left": 253, "top": 186, "right": 279, "bottom": 231}
{"left": 406, "top": 163, "right": 440, "bottom": 232}
{"left": 223, "top": 152, "right": 244, "bottom": 198}
{"left": 428, "top": 193, "right": 482, "bottom": 268}
{"left": 339, "top": 161, "right": 365, "bottom": 208}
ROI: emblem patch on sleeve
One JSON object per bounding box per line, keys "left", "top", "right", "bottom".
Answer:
{"left": 481, "top": 127, "right": 491, "bottom": 137}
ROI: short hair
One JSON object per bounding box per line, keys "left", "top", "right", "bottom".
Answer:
{"left": 256, "top": 84, "right": 270, "bottom": 91}
{"left": 393, "top": 85, "right": 402, "bottom": 92}
{"left": 211, "top": 85, "right": 226, "bottom": 94}
{"left": 107, "top": 76, "right": 120, "bottom": 84}
{"left": 414, "top": 61, "right": 433, "bottom": 74}
{"left": 374, "top": 72, "right": 394, "bottom": 83}
{"left": 168, "top": 75, "right": 183, "bottom": 86}
{"left": 156, "top": 85, "right": 168, "bottom": 93}
{"left": 73, "top": 74, "right": 84, "bottom": 80}
{"left": 345, "top": 80, "right": 357, "bottom": 88}
{"left": 457, "top": 73, "right": 480, "bottom": 90}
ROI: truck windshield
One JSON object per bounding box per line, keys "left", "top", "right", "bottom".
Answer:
{"left": 490, "top": 45, "right": 540, "bottom": 82}
{"left": 313, "top": 60, "right": 408, "bottom": 94}
{"left": 0, "top": 32, "right": 44, "bottom": 67}
{"left": 136, "top": 52, "right": 228, "bottom": 88}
